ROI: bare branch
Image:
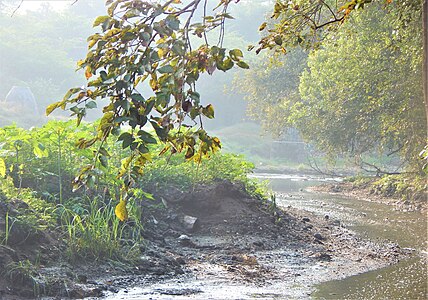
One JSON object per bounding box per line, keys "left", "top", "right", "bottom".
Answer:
{"left": 10, "top": 0, "right": 23, "bottom": 17}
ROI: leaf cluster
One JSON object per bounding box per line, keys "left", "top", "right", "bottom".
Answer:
{"left": 46, "top": 0, "right": 250, "bottom": 192}
{"left": 254, "top": 0, "right": 393, "bottom": 54}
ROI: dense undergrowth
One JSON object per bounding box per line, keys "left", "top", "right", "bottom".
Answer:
{"left": 0, "top": 120, "right": 266, "bottom": 292}
{"left": 346, "top": 173, "right": 427, "bottom": 202}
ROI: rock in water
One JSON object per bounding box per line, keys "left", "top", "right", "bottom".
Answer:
{"left": 314, "top": 233, "right": 324, "bottom": 240}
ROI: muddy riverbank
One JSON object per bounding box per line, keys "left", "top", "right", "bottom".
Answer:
{"left": 93, "top": 180, "right": 405, "bottom": 299}
{"left": 0, "top": 179, "right": 408, "bottom": 299}
{"left": 258, "top": 173, "right": 427, "bottom": 300}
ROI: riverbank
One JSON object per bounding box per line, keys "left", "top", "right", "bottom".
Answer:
{"left": 311, "top": 180, "right": 427, "bottom": 213}
{"left": 0, "top": 180, "right": 407, "bottom": 299}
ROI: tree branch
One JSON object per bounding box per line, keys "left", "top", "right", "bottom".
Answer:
{"left": 315, "top": 16, "right": 345, "bottom": 30}
{"left": 10, "top": 0, "right": 23, "bottom": 17}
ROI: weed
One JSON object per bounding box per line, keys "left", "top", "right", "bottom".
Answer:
{"left": 141, "top": 151, "right": 268, "bottom": 200}
{"left": 267, "top": 194, "right": 277, "bottom": 212}
{"left": 371, "top": 174, "right": 427, "bottom": 201}
{"left": 1, "top": 211, "right": 15, "bottom": 245}
{"left": 58, "top": 196, "right": 143, "bottom": 262}
{"left": 4, "top": 259, "right": 44, "bottom": 296}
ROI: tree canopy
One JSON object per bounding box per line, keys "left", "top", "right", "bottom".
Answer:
{"left": 236, "top": 0, "right": 426, "bottom": 172}
{"left": 297, "top": 3, "right": 425, "bottom": 171}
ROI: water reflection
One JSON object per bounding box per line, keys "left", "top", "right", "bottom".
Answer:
{"left": 251, "top": 173, "right": 427, "bottom": 300}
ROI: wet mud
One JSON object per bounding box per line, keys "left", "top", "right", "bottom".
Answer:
{"left": 96, "top": 180, "right": 405, "bottom": 300}
{"left": 0, "top": 180, "right": 408, "bottom": 299}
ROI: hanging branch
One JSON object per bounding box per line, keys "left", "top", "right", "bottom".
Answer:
{"left": 359, "top": 160, "right": 402, "bottom": 176}
{"left": 306, "top": 153, "right": 345, "bottom": 178}
{"left": 46, "top": 0, "right": 249, "bottom": 192}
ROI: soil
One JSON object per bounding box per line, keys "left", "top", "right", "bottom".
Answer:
{"left": 0, "top": 180, "right": 406, "bottom": 299}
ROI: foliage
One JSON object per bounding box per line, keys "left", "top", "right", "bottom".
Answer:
{"left": 57, "top": 195, "right": 143, "bottom": 261}
{"left": 233, "top": 50, "right": 307, "bottom": 137}
{"left": 236, "top": 2, "right": 425, "bottom": 173}
{"left": 345, "top": 172, "right": 427, "bottom": 202}
{"left": 297, "top": 3, "right": 425, "bottom": 171}
{"left": 370, "top": 174, "right": 427, "bottom": 201}
{"left": 0, "top": 121, "right": 94, "bottom": 199}
{"left": 0, "top": 177, "right": 56, "bottom": 234}
{"left": 47, "top": 0, "right": 250, "bottom": 193}
{"left": 4, "top": 259, "right": 42, "bottom": 296}
{"left": 140, "top": 150, "right": 266, "bottom": 199}
{"left": 254, "top": 0, "right": 398, "bottom": 54}
{"left": 0, "top": 120, "right": 266, "bottom": 259}
{"left": 344, "top": 174, "right": 373, "bottom": 186}
{"left": 419, "top": 144, "right": 428, "bottom": 173}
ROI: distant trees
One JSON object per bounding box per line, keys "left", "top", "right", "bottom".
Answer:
{"left": 297, "top": 4, "right": 425, "bottom": 171}
{"left": 237, "top": 0, "right": 426, "bottom": 172}
{"left": 0, "top": 4, "right": 91, "bottom": 122}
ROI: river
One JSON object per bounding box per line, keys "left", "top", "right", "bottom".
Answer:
{"left": 256, "top": 172, "right": 427, "bottom": 300}
{"left": 100, "top": 172, "right": 427, "bottom": 299}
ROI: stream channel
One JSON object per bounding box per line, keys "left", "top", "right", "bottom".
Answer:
{"left": 101, "top": 173, "right": 427, "bottom": 300}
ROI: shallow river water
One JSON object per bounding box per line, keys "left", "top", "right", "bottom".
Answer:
{"left": 101, "top": 173, "right": 427, "bottom": 300}
{"left": 256, "top": 173, "right": 427, "bottom": 300}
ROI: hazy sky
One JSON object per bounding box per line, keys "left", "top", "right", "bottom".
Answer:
{"left": 4, "top": 0, "right": 272, "bottom": 15}
{"left": 4, "top": 0, "right": 74, "bottom": 14}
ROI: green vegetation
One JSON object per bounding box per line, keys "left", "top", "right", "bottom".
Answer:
{"left": 298, "top": 4, "right": 424, "bottom": 171}
{"left": 345, "top": 173, "right": 427, "bottom": 202}
{"left": 233, "top": 1, "right": 426, "bottom": 197}
{"left": 46, "top": 0, "right": 251, "bottom": 196}
{"left": 57, "top": 195, "right": 142, "bottom": 262}
{"left": 4, "top": 259, "right": 42, "bottom": 296}
{"left": 0, "top": 120, "right": 264, "bottom": 264}
{"left": 0, "top": 1, "right": 425, "bottom": 297}
{"left": 370, "top": 174, "right": 427, "bottom": 201}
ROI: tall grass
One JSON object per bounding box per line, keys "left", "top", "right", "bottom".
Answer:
{"left": 57, "top": 196, "right": 143, "bottom": 262}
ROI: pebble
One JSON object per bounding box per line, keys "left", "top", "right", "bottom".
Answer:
{"left": 314, "top": 233, "right": 324, "bottom": 240}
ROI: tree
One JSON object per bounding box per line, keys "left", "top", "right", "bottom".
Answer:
{"left": 233, "top": 49, "right": 307, "bottom": 137}
{"left": 256, "top": 0, "right": 427, "bottom": 133}
{"left": 47, "top": 0, "right": 250, "bottom": 192}
{"left": 297, "top": 4, "right": 425, "bottom": 171}
{"left": 234, "top": 1, "right": 425, "bottom": 173}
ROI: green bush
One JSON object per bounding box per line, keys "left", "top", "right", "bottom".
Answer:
{"left": 371, "top": 174, "right": 426, "bottom": 201}
{"left": 0, "top": 120, "right": 268, "bottom": 262}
